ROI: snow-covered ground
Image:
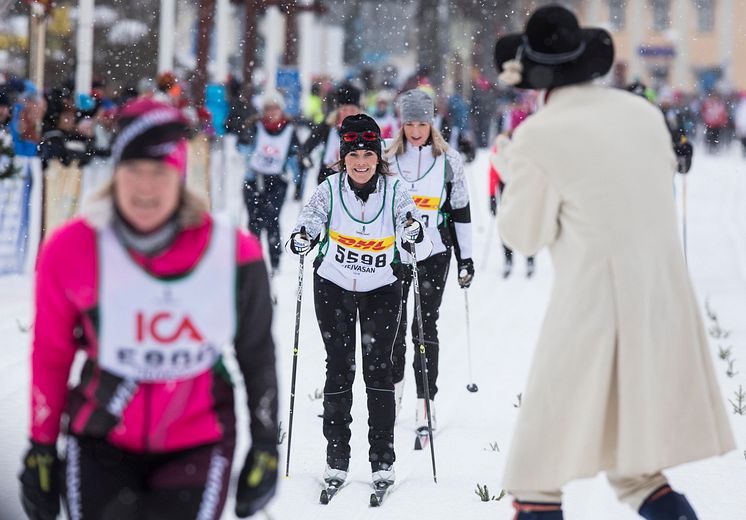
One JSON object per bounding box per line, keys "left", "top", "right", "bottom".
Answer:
{"left": 1, "top": 148, "right": 745, "bottom": 519}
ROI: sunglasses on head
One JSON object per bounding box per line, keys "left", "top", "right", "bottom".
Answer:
{"left": 341, "top": 131, "right": 380, "bottom": 142}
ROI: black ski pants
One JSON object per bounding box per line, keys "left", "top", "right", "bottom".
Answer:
{"left": 243, "top": 174, "right": 288, "bottom": 270}
{"left": 313, "top": 273, "right": 401, "bottom": 472}
{"left": 62, "top": 435, "right": 234, "bottom": 519}
{"left": 392, "top": 249, "right": 451, "bottom": 399}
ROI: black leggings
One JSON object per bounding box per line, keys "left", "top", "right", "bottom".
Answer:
{"left": 392, "top": 249, "right": 451, "bottom": 398}
{"left": 313, "top": 273, "right": 401, "bottom": 472}
{"left": 243, "top": 175, "right": 288, "bottom": 270}
{"left": 63, "top": 435, "right": 234, "bottom": 520}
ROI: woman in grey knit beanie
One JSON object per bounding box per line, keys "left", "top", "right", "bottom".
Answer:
{"left": 385, "top": 88, "right": 475, "bottom": 432}
{"left": 398, "top": 89, "right": 435, "bottom": 124}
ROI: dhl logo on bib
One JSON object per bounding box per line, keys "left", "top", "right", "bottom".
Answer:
{"left": 412, "top": 196, "right": 440, "bottom": 211}
{"left": 329, "top": 230, "right": 395, "bottom": 251}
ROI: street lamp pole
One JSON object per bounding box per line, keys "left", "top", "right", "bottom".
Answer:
{"left": 27, "top": 1, "right": 49, "bottom": 91}
{"left": 75, "top": 0, "right": 95, "bottom": 101}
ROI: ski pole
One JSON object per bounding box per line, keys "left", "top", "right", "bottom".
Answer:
{"left": 463, "top": 290, "right": 478, "bottom": 393}
{"left": 682, "top": 174, "right": 688, "bottom": 266}
{"left": 285, "top": 227, "right": 307, "bottom": 477}
{"left": 406, "top": 213, "right": 438, "bottom": 483}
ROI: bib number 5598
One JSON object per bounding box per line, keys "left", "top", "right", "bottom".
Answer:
{"left": 335, "top": 245, "right": 386, "bottom": 267}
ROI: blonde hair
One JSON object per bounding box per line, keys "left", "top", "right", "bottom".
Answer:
{"left": 385, "top": 123, "right": 449, "bottom": 159}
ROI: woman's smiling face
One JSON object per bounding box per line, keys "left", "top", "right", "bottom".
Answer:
{"left": 403, "top": 121, "right": 431, "bottom": 147}
{"left": 345, "top": 150, "right": 379, "bottom": 186}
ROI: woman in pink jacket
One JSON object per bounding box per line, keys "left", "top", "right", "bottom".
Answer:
{"left": 19, "top": 98, "right": 278, "bottom": 519}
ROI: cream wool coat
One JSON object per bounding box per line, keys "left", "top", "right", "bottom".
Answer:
{"left": 496, "top": 84, "right": 735, "bottom": 492}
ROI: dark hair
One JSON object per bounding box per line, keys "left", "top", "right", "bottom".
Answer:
{"left": 332, "top": 155, "right": 395, "bottom": 177}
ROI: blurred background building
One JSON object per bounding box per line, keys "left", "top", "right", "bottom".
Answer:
{"left": 532, "top": 0, "right": 746, "bottom": 93}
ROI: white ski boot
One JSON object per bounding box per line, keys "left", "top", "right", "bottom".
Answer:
{"left": 371, "top": 466, "right": 395, "bottom": 506}
{"left": 323, "top": 464, "right": 348, "bottom": 485}
{"left": 372, "top": 466, "right": 395, "bottom": 486}
{"left": 320, "top": 464, "right": 347, "bottom": 504}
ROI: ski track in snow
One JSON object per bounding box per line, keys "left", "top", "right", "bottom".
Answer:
{"left": 1, "top": 149, "right": 745, "bottom": 519}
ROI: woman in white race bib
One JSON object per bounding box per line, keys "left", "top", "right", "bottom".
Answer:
{"left": 239, "top": 91, "right": 302, "bottom": 274}
{"left": 385, "top": 89, "right": 474, "bottom": 431}
{"left": 288, "top": 114, "right": 428, "bottom": 490}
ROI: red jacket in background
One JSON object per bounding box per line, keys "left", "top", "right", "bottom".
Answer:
{"left": 488, "top": 143, "right": 501, "bottom": 197}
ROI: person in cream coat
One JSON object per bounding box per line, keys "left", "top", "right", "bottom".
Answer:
{"left": 492, "top": 5, "right": 734, "bottom": 520}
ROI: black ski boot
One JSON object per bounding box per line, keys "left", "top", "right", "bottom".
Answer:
{"left": 639, "top": 485, "right": 698, "bottom": 520}
{"left": 502, "top": 257, "right": 513, "bottom": 278}
{"left": 526, "top": 257, "right": 535, "bottom": 278}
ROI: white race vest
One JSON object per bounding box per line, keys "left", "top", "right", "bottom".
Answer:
{"left": 394, "top": 146, "right": 448, "bottom": 255}
{"left": 323, "top": 127, "right": 340, "bottom": 167}
{"left": 248, "top": 124, "right": 294, "bottom": 175}
{"left": 316, "top": 173, "right": 399, "bottom": 292}
{"left": 98, "top": 218, "right": 236, "bottom": 382}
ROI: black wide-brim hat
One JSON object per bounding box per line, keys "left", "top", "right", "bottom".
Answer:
{"left": 494, "top": 4, "right": 614, "bottom": 90}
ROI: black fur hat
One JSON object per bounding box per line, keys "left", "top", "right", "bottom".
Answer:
{"left": 339, "top": 114, "right": 382, "bottom": 159}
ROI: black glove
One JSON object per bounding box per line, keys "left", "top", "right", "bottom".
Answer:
{"left": 19, "top": 441, "right": 61, "bottom": 520}
{"left": 457, "top": 258, "right": 474, "bottom": 288}
{"left": 235, "top": 445, "right": 278, "bottom": 518}
{"left": 391, "top": 261, "right": 413, "bottom": 281}
{"left": 489, "top": 195, "right": 497, "bottom": 216}
{"left": 674, "top": 140, "right": 693, "bottom": 174}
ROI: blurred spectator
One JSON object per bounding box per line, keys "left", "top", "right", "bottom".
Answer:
{"left": 0, "top": 91, "right": 11, "bottom": 128}
{"left": 372, "top": 90, "right": 398, "bottom": 139}
{"left": 0, "top": 91, "right": 17, "bottom": 178}
{"left": 663, "top": 91, "right": 697, "bottom": 140}
{"left": 447, "top": 86, "right": 470, "bottom": 135}
{"left": 38, "top": 109, "right": 93, "bottom": 169}
{"left": 156, "top": 72, "right": 182, "bottom": 104}
{"left": 627, "top": 82, "right": 693, "bottom": 173}
{"left": 470, "top": 67, "right": 496, "bottom": 147}
{"left": 701, "top": 92, "right": 729, "bottom": 153}
{"left": 43, "top": 86, "right": 75, "bottom": 134}
{"left": 226, "top": 78, "right": 256, "bottom": 139}
{"left": 90, "top": 106, "right": 116, "bottom": 157}
{"left": 304, "top": 82, "right": 325, "bottom": 125}
{"left": 11, "top": 88, "right": 46, "bottom": 157}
